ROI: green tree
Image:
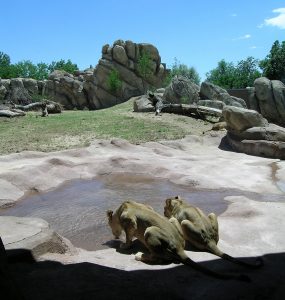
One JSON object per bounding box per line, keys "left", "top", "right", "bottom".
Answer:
{"left": 206, "top": 57, "right": 261, "bottom": 89}
{"left": 137, "top": 50, "right": 153, "bottom": 92}
{"left": 48, "top": 59, "right": 78, "bottom": 74}
{"left": 35, "top": 62, "right": 49, "bottom": 80}
{"left": 0, "top": 51, "right": 12, "bottom": 78}
{"left": 206, "top": 59, "right": 236, "bottom": 88}
{"left": 13, "top": 60, "right": 38, "bottom": 78}
{"left": 260, "top": 40, "right": 285, "bottom": 83}
{"left": 234, "top": 57, "right": 261, "bottom": 88}
{"left": 170, "top": 58, "right": 200, "bottom": 85}
{"left": 107, "top": 69, "right": 122, "bottom": 96}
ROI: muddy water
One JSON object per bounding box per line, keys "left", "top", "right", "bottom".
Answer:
{"left": 1, "top": 173, "right": 284, "bottom": 251}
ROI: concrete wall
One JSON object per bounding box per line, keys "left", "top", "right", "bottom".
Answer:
{"left": 227, "top": 88, "right": 251, "bottom": 108}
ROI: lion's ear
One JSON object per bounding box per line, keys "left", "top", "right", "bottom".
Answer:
{"left": 106, "top": 210, "right": 113, "bottom": 220}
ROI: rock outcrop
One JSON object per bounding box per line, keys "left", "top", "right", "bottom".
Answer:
{"left": 163, "top": 75, "right": 200, "bottom": 104}
{"left": 223, "top": 106, "right": 285, "bottom": 159}
{"left": 200, "top": 81, "right": 247, "bottom": 108}
{"left": 247, "top": 77, "right": 285, "bottom": 126}
{"left": 0, "top": 216, "right": 76, "bottom": 257}
{"left": 0, "top": 40, "right": 168, "bottom": 110}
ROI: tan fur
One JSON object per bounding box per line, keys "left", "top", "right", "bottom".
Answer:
{"left": 107, "top": 200, "right": 250, "bottom": 280}
{"left": 203, "top": 121, "right": 227, "bottom": 134}
{"left": 164, "top": 196, "right": 263, "bottom": 268}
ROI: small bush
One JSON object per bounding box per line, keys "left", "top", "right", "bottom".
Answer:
{"left": 107, "top": 69, "right": 122, "bottom": 94}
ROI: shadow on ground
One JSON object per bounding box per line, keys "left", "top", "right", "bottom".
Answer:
{"left": 1, "top": 239, "right": 285, "bottom": 300}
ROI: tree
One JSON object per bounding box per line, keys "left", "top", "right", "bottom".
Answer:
{"left": 48, "top": 59, "right": 78, "bottom": 74}
{"left": 170, "top": 58, "right": 200, "bottom": 85}
{"left": 13, "top": 60, "right": 38, "bottom": 78}
{"left": 234, "top": 57, "right": 261, "bottom": 88}
{"left": 206, "top": 59, "right": 236, "bottom": 88}
{"left": 260, "top": 40, "right": 285, "bottom": 83}
{"left": 137, "top": 50, "right": 153, "bottom": 92}
{"left": 0, "top": 51, "right": 12, "bottom": 78}
{"left": 206, "top": 57, "right": 261, "bottom": 89}
{"left": 107, "top": 69, "right": 122, "bottom": 103}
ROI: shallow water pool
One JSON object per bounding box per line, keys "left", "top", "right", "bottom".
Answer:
{"left": 1, "top": 173, "right": 284, "bottom": 250}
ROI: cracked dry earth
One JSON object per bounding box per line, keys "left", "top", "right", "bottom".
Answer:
{"left": 1, "top": 133, "right": 285, "bottom": 300}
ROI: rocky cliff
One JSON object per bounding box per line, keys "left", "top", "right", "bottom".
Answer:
{"left": 0, "top": 40, "right": 168, "bottom": 110}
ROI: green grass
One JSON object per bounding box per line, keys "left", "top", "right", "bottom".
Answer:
{"left": 0, "top": 100, "right": 209, "bottom": 155}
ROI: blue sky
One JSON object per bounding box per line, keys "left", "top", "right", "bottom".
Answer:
{"left": 0, "top": 0, "right": 285, "bottom": 80}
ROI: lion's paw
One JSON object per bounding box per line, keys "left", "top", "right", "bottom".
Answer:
{"left": 135, "top": 252, "right": 143, "bottom": 261}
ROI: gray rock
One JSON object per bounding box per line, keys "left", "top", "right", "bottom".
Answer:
{"left": 112, "top": 45, "right": 129, "bottom": 67}
{"left": 102, "top": 44, "right": 109, "bottom": 54}
{"left": 163, "top": 76, "right": 200, "bottom": 104}
{"left": 228, "top": 123, "right": 285, "bottom": 142}
{"left": 197, "top": 99, "right": 225, "bottom": 110}
{"left": 227, "top": 134, "right": 285, "bottom": 159}
{"left": 0, "top": 216, "right": 76, "bottom": 257}
{"left": 139, "top": 43, "right": 161, "bottom": 65}
{"left": 0, "top": 40, "right": 167, "bottom": 110}
{"left": 271, "top": 80, "right": 285, "bottom": 120}
{"left": 0, "top": 84, "right": 7, "bottom": 101}
{"left": 254, "top": 77, "right": 280, "bottom": 122}
{"left": 22, "top": 78, "right": 38, "bottom": 95}
{"left": 125, "top": 40, "right": 136, "bottom": 60}
{"left": 247, "top": 87, "right": 260, "bottom": 111}
{"left": 200, "top": 82, "right": 246, "bottom": 108}
{"left": 223, "top": 106, "right": 268, "bottom": 132}
{"left": 133, "top": 95, "right": 154, "bottom": 112}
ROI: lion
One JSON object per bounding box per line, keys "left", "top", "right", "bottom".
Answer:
{"left": 107, "top": 200, "right": 249, "bottom": 281}
{"left": 164, "top": 196, "right": 263, "bottom": 268}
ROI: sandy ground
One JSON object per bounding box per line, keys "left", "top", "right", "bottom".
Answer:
{"left": 1, "top": 133, "right": 285, "bottom": 299}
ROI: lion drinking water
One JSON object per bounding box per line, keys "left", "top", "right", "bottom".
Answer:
{"left": 106, "top": 200, "right": 250, "bottom": 280}
{"left": 164, "top": 196, "right": 263, "bottom": 268}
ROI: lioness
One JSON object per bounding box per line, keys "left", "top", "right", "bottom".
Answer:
{"left": 164, "top": 196, "right": 263, "bottom": 268}
{"left": 107, "top": 200, "right": 249, "bottom": 280}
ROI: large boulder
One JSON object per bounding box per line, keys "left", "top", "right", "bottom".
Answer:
{"left": 88, "top": 40, "right": 167, "bottom": 108}
{"left": 271, "top": 80, "right": 285, "bottom": 120}
{"left": 163, "top": 75, "right": 200, "bottom": 104}
{"left": 227, "top": 135, "right": 285, "bottom": 159}
{"left": 254, "top": 77, "right": 280, "bottom": 122}
{"left": 197, "top": 99, "right": 225, "bottom": 110}
{"left": 44, "top": 70, "right": 89, "bottom": 109}
{"left": 222, "top": 106, "right": 268, "bottom": 132}
{"left": 0, "top": 216, "right": 76, "bottom": 258}
{"left": 200, "top": 82, "right": 247, "bottom": 108}
{"left": 223, "top": 106, "right": 285, "bottom": 159}
{"left": 132, "top": 95, "right": 154, "bottom": 112}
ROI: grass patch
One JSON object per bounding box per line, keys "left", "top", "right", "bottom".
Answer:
{"left": 0, "top": 99, "right": 210, "bottom": 155}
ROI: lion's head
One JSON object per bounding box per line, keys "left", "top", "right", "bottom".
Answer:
{"left": 164, "top": 196, "right": 182, "bottom": 218}
{"left": 106, "top": 210, "right": 123, "bottom": 239}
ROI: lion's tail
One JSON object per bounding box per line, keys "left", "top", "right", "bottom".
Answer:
{"left": 177, "top": 250, "right": 250, "bottom": 282}
{"left": 208, "top": 242, "right": 264, "bottom": 269}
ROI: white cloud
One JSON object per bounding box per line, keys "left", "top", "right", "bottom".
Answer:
{"left": 264, "top": 8, "right": 285, "bottom": 29}
{"left": 232, "top": 34, "right": 251, "bottom": 41}
{"left": 230, "top": 13, "right": 237, "bottom": 17}
{"left": 250, "top": 46, "right": 257, "bottom": 49}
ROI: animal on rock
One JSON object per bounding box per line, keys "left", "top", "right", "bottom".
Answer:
{"left": 164, "top": 196, "right": 263, "bottom": 268}
{"left": 106, "top": 200, "right": 250, "bottom": 281}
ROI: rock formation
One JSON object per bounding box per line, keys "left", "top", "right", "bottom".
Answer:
{"left": 0, "top": 40, "right": 168, "bottom": 110}
{"left": 223, "top": 106, "right": 285, "bottom": 159}
{"left": 199, "top": 81, "right": 247, "bottom": 108}
{"left": 163, "top": 75, "right": 200, "bottom": 104}
{"left": 248, "top": 77, "right": 285, "bottom": 126}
